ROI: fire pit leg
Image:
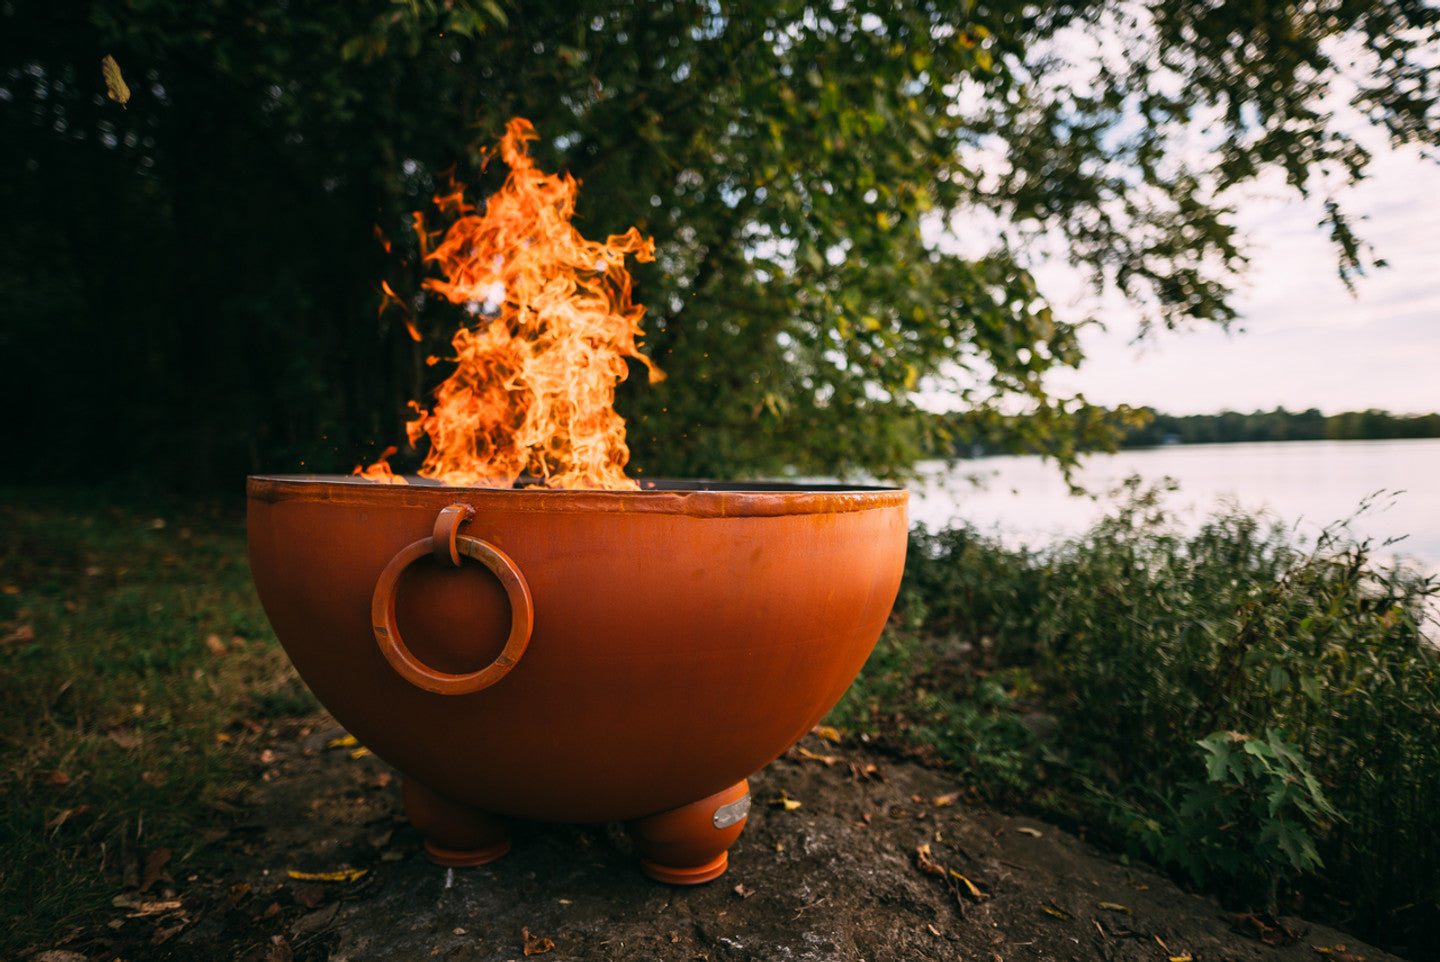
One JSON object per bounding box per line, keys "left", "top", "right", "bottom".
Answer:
{"left": 402, "top": 776, "right": 512, "bottom": 867}
{"left": 625, "top": 779, "right": 751, "bottom": 885}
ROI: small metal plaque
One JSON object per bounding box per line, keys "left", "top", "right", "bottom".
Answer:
{"left": 712, "top": 793, "right": 751, "bottom": 830}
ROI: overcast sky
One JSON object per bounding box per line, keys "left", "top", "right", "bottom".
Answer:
{"left": 1044, "top": 142, "right": 1440, "bottom": 416}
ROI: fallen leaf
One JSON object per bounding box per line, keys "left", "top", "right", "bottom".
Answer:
{"left": 1169, "top": 955, "right": 1194, "bottom": 962}
{"left": 522, "top": 927, "right": 554, "bottom": 956}
{"left": 292, "top": 883, "right": 326, "bottom": 909}
{"left": 733, "top": 883, "right": 755, "bottom": 899}
{"left": 1, "top": 624, "right": 35, "bottom": 645}
{"left": 1042, "top": 906, "right": 1072, "bottom": 920}
{"left": 811, "top": 725, "right": 842, "bottom": 743}
{"left": 769, "top": 793, "right": 802, "bottom": 811}
{"left": 948, "top": 869, "right": 985, "bottom": 899}
{"left": 221, "top": 881, "right": 251, "bottom": 909}
{"left": 914, "top": 844, "right": 946, "bottom": 877}
{"left": 126, "top": 899, "right": 184, "bottom": 917}
{"left": 927, "top": 923, "right": 942, "bottom": 937}
{"left": 327, "top": 734, "right": 359, "bottom": 749}
{"left": 1098, "top": 902, "right": 1131, "bottom": 914}
{"left": 1015, "top": 826, "right": 1043, "bottom": 837}
{"left": 267, "top": 934, "right": 294, "bottom": 962}
{"left": 1, "top": 584, "right": 20, "bottom": 595}
{"left": 151, "top": 921, "right": 187, "bottom": 946}
{"left": 205, "top": 634, "right": 229, "bottom": 656}
{"left": 932, "top": 793, "right": 958, "bottom": 807}
{"left": 848, "top": 760, "right": 884, "bottom": 782}
{"left": 32, "top": 951, "right": 87, "bottom": 962}
{"left": 260, "top": 749, "right": 277, "bottom": 764}
{"left": 287, "top": 868, "right": 367, "bottom": 883}
{"left": 349, "top": 746, "right": 372, "bottom": 759}
{"left": 795, "top": 745, "right": 839, "bottom": 766}
{"left": 139, "top": 847, "right": 173, "bottom": 894}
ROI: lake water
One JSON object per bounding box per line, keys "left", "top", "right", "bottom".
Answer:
{"left": 907, "top": 438, "right": 1440, "bottom": 571}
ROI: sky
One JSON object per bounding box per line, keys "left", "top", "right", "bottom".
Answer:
{"left": 1043, "top": 142, "right": 1440, "bottom": 416}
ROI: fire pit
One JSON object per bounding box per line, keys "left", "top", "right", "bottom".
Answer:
{"left": 247, "top": 475, "right": 906, "bottom": 882}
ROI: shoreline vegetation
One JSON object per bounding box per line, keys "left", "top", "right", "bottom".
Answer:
{"left": 939, "top": 407, "right": 1440, "bottom": 461}
{"left": 1118, "top": 408, "right": 1440, "bottom": 449}
{"left": 3, "top": 485, "right": 1438, "bottom": 959}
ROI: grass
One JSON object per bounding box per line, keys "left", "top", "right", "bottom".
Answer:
{"left": 0, "top": 487, "right": 316, "bottom": 956}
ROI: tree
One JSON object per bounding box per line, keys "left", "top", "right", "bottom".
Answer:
{"left": 3, "top": 1, "right": 1436, "bottom": 488}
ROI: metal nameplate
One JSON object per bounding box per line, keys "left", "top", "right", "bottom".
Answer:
{"left": 712, "top": 793, "right": 751, "bottom": 830}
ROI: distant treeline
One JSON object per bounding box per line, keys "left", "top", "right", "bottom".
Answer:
{"left": 1121, "top": 407, "right": 1440, "bottom": 448}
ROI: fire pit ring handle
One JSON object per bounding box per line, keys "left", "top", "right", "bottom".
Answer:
{"left": 371, "top": 534, "right": 534, "bottom": 696}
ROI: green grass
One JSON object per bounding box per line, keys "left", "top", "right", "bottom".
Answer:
{"left": 0, "top": 488, "right": 316, "bottom": 956}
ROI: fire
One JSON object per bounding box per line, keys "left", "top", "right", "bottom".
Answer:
{"left": 357, "top": 118, "right": 661, "bottom": 489}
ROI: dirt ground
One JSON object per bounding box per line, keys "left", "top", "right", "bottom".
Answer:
{"left": 29, "top": 718, "right": 1410, "bottom": 962}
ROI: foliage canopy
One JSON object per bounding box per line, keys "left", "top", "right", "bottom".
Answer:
{"left": 3, "top": 1, "right": 1437, "bottom": 487}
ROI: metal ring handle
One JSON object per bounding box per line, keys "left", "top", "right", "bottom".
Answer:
{"left": 371, "top": 534, "right": 534, "bottom": 695}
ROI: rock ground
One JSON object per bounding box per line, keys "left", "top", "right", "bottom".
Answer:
{"left": 33, "top": 716, "right": 1411, "bottom": 962}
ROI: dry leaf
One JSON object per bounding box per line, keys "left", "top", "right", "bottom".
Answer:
{"left": 287, "top": 868, "right": 367, "bottom": 883}
{"left": 1015, "top": 826, "right": 1043, "bottom": 837}
{"left": 1168, "top": 955, "right": 1194, "bottom": 962}
{"left": 948, "top": 869, "right": 985, "bottom": 899}
{"left": 733, "top": 883, "right": 755, "bottom": 898}
{"left": 327, "top": 734, "right": 359, "bottom": 749}
{"left": 126, "top": 899, "right": 184, "bottom": 917}
{"left": 811, "top": 725, "right": 842, "bottom": 743}
{"left": 1098, "top": 902, "right": 1131, "bottom": 914}
{"left": 932, "top": 793, "right": 958, "bottom": 807}
{"left": 522, "top": 927, "right": 554, "bottom": 956}
{"left": 139, "top": 847, "right": 173, "bottom": 894}
{"left": 292, "top": 883, "right": 326, "bottom": 909}
{"left": 769, "top": 793, "right": 802, "bottom": 811}
{"left": 349, "top": 746, "right": 372, "bottom": 759}
{"left": 101, "top": 55, "right": 130, "bottom": 107}
{"left": 1, "top": 624, "right": 35, "bottom": 645}
{"left": 914, "top": 844, "right": 946, "bottom": 877}
{"left": 267, "top": 935, "right": 294, "bottom": 962}
{"left": 795, "top": 745, "right": 840, "bottom": 766}
{"left": 205, "top": 634, "right": 229, "bottom": 656}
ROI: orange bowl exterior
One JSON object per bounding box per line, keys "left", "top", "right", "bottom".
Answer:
{"left": 246, "top": 476, "right": 907, "bottom": 824}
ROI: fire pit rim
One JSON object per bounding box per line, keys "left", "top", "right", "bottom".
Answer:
{"left": 247, "top": 474, "right": 907, "bottom": 519}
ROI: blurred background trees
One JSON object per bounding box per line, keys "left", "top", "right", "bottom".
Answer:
{"left": 3, "top": 0, "right": 1436, "bottom": 491}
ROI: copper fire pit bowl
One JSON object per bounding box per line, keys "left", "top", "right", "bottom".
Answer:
{"left": 246, "top": 475, "right": 907, "bottom": 883}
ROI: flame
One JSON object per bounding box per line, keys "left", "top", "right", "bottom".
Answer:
{"left": 356, "top": 118, "right": 661, "bottom": 489}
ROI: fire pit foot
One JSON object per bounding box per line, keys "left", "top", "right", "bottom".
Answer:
{"left": 403, "top": 776, "right": 511, "bottom": 867}
{"left": 626, "top": 779, "right": 750, "bottom": 885}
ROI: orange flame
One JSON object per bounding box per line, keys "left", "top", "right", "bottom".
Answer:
{"left": 356, "top": 118, "right": 661, "bottom": 489}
